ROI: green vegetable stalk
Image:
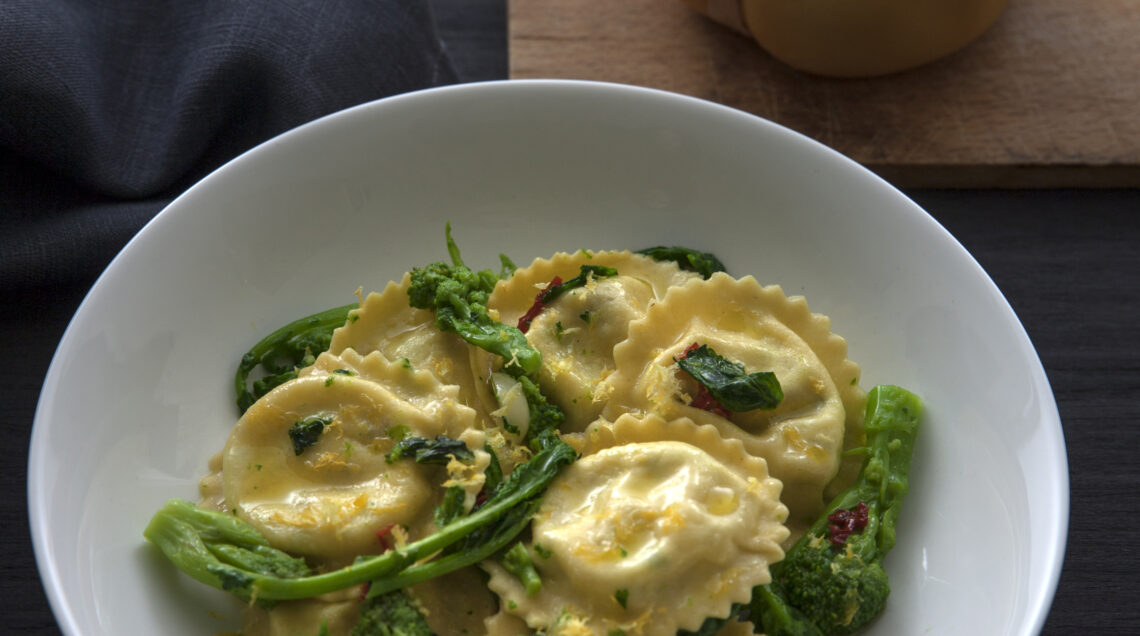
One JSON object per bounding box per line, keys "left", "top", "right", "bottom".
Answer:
{"left": 234, "top": 303, "right": 355, "bottom": 413}
{"left": 143, "top": 438, "right": 576, "bottom": 602}
{"left": 501, "top": 542, "right": 543, "bottom": 596}
{"left": 141, "top": 499, "right": 310, "bottom": 599}
{"left": 362, "top": 498, "right": 542, "bottom": 600}
{"left": 752, "top": 384, "right": 922, "bottom": 635}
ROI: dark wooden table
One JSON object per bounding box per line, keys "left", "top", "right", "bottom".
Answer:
{"left": 5, "top": 1, "right": 1137, "bottom": 633}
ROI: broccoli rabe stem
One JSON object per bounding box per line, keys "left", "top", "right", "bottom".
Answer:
{"left": 811, "top": 384, "right": 921, "bottom": 561}
{"left": 364, "top": 500, "right": 540, "bottom": 599}
{"left": 234, "top": 303, "right": 356, "bottom": 413}
{"left": 755, "top": 384, "right": 922, "bottom": 636}
{"left": 142, "top": 499, "right": 310, "bottom": 598}
{"left": 500, "top": 541, "right": 543, "bottom": 597}
{"left": 144, "top": 438, "right": 576, "bottom": 602}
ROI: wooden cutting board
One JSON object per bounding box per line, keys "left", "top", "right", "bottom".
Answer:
{"left": 509, "top": 0, "right": 1140, "bottom": 188}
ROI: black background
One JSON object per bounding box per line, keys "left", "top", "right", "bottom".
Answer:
{"left": 4, "top": 1, "right": 1138, "bottom": 633}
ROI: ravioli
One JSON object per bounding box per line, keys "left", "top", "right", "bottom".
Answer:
{"left": 221, "top": 363, "right": 478, "bottom": 565}
{"left": 482, "top": 251, "right": 698, "bottom": 432}
{"left": 300, "top": 348, "right": 467, "bottom": 419}
{"left": 599, "top": 273, "right": 865, "bottom": 531}
{"left": 484, "top": 414, "right": 788, "bottom": 636}
{"left": 326, "top": 274, "right": 496, "bottom": 424}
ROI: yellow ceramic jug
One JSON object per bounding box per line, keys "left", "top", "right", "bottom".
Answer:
{"left": 682, "top": 0, "right": 1010, "bottom": 77}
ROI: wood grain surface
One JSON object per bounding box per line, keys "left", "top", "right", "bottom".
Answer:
{"left": 509, "top": 0, "right": 1140, "bottom": 188}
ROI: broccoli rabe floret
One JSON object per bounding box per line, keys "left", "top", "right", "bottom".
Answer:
{"left": 351, "top": 590, "right": 434, "bottom": 636}
{"left": 769, "top": 540, "right": 890, "bottom": 634}
{"left": 514, "top": 375, "right": 566, "bottom": 450}
{"left": 407, "top": 226, "right": 540, "bottom": 377}
{"left": 754, "top": 384, "right": 922, "bottom": 635}
{"left": 407, "top": 225, "right": 563, "bottom": 450}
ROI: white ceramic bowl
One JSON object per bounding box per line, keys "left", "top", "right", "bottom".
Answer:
{"left": 28, "top": 80, "right": 1067, "bottom": 635}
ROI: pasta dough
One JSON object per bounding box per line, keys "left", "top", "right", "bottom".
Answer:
{"left": 484, "top": 414, "right": 788, "bottom": 636}
{"left": 300, "top": 348, "right": 467, "bottom": 420}
{"left": 326, "top": 274, "right": 497, "bottom": 425}
{"left": 221, "top": 365, "right": 477, "bottom": 565}
{"left": 483, "top": 251, "right": 698, "bottom": 432}
{"left": 599, "top": 273, "right": 864, "bottom": 531}
{"left": 241, "top": 589, "right": 361, "bottom": 636}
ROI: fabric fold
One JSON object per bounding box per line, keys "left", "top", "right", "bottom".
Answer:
{"left": 1, "top": 0, "right": 456, "bottom": 290}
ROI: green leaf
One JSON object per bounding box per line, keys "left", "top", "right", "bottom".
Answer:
{"left": 636, "top": 246, "right": 726, "bottom": 279}
{"left": 386, "top": 435, "right": 475, "bottom": 465}
{"left": 676, "top": 344, "right": 782, "bottom": 411}
{"left": 499, "top": 254, "right": 517, "bottom": 278}
{"left": 289, "top": 416, "right": 331, "bottom": 456}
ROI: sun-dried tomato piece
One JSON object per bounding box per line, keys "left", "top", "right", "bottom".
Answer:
{"left": 517, "top": 276, "right": 563, "bottom": 333}
{"left": 827, "top": 501, "right": 869, "bottom": 547}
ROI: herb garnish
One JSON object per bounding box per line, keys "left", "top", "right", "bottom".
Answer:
{"left": 675, "top": 343, "right": 782, "bottom": 413}
{"left": 289, "top": 416, "right": 331, "bottom": 455}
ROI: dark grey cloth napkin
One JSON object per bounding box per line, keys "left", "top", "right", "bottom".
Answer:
{"left": 0, "top": 0, "right": 455, "bottom": 291}
{"left": 2, "top": 4, "right": 454, "bottom": 632}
